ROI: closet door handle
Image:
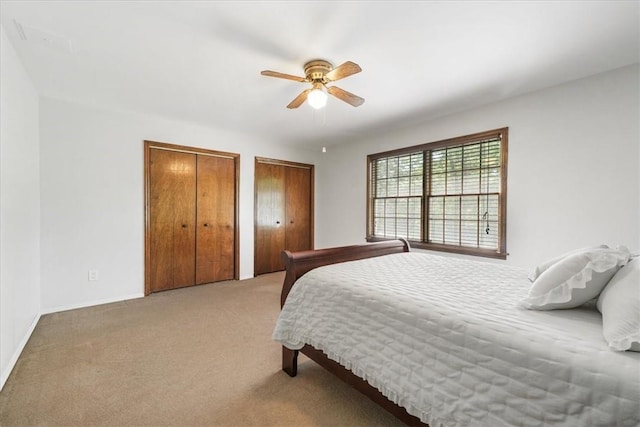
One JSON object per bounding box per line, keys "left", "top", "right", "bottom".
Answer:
{"left": 181, "top": 224, "right": 187, "bottom": 228}
{"left": 276, "top": 221, "right": 280, "bottom": 225}
{"left": 290, "top": 220, "right": 294, "bottom": 224}
{"left": 203, "top": 223, "right": 209, "bottom": 227}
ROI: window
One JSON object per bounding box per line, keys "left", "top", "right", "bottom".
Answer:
{"left": 367, "top": 128, "right": 508, "bottom": 259}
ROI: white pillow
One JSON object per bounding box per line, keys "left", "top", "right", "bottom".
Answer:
{"left": 597, "top": 257, "right": 640, "bottom": 352}
{"left": 520, "top": 247, "right": 629, "bottom": 310}
{"left": 528, "top": 245, "right": 609, "bottom": 282}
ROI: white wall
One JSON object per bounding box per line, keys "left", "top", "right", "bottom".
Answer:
{"left": 39, "top": 98, "right": 318, "bottom": 313}
{"left": 316, "top": 64, "right": 640, "bottom": 268}
{"left": 0, "top": 25, "right": 41, "bottom": 390}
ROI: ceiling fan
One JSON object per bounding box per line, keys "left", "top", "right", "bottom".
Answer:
{"left": 261, "top": 60, "right": 365, "bottom": 109}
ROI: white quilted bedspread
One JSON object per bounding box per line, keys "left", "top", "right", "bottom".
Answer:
{"left": 272, "top": 252, "right": 640, "bottom": 426}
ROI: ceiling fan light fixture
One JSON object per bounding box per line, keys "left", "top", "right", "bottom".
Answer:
{"left": 307, "top": 84, "right": 327, "bottom": 109}
{"left": 262, "top": 59, "right": 364, "bottom": 109}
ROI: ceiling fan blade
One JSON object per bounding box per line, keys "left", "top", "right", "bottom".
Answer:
{"left": 327, "top": 86, "right": 365, "bottom": 107}
{"left": 325, "top": 61, "right": 362, "bottom": 82}
{"left": 261, "top": 70, "right": 307, "bottom": 83}
{"left": 287, "top": 89, "right": 312, "bottom": 109}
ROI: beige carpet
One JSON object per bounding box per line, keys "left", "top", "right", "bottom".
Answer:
{"left": 0, "top": 272, "right": 404, "bottom": 427}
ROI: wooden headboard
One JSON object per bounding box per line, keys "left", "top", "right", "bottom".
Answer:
{"left": 279, "top": 238, "right": 410, "bottom": 307}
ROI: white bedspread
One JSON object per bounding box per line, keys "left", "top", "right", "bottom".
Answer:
{"left": 272, "top": 252, "right": 640, "bottom": 427}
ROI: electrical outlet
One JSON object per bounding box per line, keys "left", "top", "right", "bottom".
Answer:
{"left": 88, "top": 269, "right": 99, "bottom": 281}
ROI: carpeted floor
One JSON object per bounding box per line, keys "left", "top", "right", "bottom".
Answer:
{"left": 0, "top": 272, "right": 404, "bottom": 426}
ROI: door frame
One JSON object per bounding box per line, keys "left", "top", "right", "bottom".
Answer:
{"left": 144, "top": 140, "right": 240, "bottom": 295}
{"left": 254, "top": 157, "right": 315, "bottom": 276}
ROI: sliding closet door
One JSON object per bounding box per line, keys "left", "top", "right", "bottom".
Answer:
{"left": 148, "top": 149, "right": 197, "bottom": 291}
{"left": 254, "top": 161, "right": 286, "bottom": 275}
{"left": 196, "top": 155, "right": 236, "bottom": 284}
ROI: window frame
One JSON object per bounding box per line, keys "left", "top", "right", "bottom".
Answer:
{"left": 366, "top": 127, "right": 508, "bottom": 259}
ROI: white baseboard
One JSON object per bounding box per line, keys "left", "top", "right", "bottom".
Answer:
{"left": 1, "top": 312, "right": 41, "bottom": 392}
{"left": 40, "top": 292, "right": 145, "bottom": 315}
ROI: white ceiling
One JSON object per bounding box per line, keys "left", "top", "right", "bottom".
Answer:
{"left": 2, "top": 1, "right": 638, "bottom": 150}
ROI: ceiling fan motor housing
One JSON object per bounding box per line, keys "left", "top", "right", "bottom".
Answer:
{"left": 304, "top": 60, "right": 333, "bottom": 83}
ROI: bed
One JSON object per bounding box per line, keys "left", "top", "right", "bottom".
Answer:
{"left": 272, "top": 239, "right": 640, "bottom": 426}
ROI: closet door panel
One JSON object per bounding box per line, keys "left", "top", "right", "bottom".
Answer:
{"left": 285, "top": 166, "right": 312, "bottom": 253}
{"left": 211, "top": 156, "right": 236, "bottom": 281}
{"left": 149, "top": 149, "right": 197, "bottom": 291}
{"left": 196, "top": 155, "right": 236, "bottom": 284}
{"left": 149, "top": 150, "right": 173, "bottom": 291}
{"left": 255, "top": 162, "right": 286, "bottom": 275}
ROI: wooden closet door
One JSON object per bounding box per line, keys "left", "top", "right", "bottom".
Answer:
{"left": 196, "top": 155, "right": 236, "bottom": 284}
{"left": 149, "top": 149, "right": 197, "bottom": 292}
{"left": 285, "top": 166, "right": 312, "bottom": 253}
{"left": 254, "top": 162, "right": 286, "bottom": 275}
{"left": 146, "top": 141, "right": 239, "bottom": 295}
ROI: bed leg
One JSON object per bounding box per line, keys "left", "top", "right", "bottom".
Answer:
{"left": 282, "top": 347, "right": 299, "bottom": 377}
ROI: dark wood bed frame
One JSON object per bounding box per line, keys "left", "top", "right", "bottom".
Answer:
{"left": 279, "top": 239, "right": 428, "bottom": 426}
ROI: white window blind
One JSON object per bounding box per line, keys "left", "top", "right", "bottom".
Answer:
{"left": 371, "top": 153, "right": 423, "bottom": 240}
{"left": 427, "top": 138, "right": 501, "bottom": 249}
{"left": 367, "top": 128, "right": 508, "bottom": 259}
